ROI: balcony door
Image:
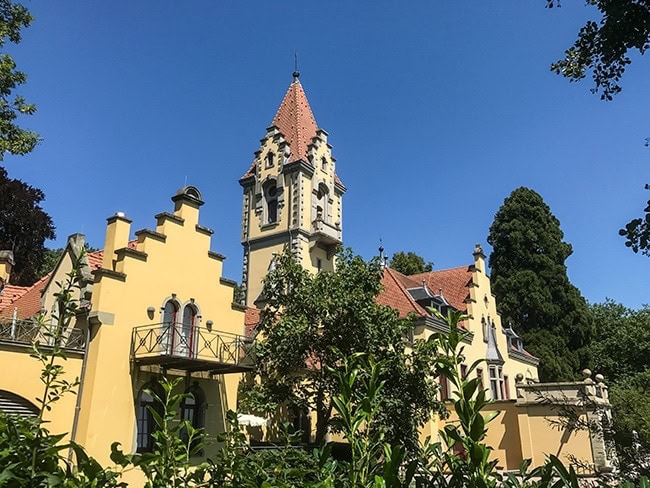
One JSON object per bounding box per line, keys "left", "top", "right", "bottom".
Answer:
{"left": 162, "top": 300, "right": 178, "bottom": 355}
{"left": 174, "top": 305, "right": 197, "bottom": 358}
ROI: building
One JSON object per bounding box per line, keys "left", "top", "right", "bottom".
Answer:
{"left": 239, "top": 71, "right": 345, "bottom": 306}
{"left": 0, "top": 187, "right": 254, "bottom": 484}
{"left": 0, "top": 73, "right": 616, "bottom": 477}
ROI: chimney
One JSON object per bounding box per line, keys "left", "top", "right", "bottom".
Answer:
{"left": 102, "top": 212, "right": 131, "bottom": 270}
{"left": 0, "top": 250, "right": 15, "bottom": 284}
{"left": 473, "top": 243, "right": 486, "bottom": 272}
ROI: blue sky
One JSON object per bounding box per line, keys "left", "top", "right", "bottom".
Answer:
{"left": 4, "top": 1, "right": 649, "bottom": 308}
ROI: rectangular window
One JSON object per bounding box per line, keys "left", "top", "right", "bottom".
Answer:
{"left": 476, "top": 368, "right": 484, "bottom": 391}
{"left": 489, "top": 365, "right": 505, "bottom": 400}
{"left": 439, "top": 375, "right": 450, "bottom": 401}
{"left": 460, "top": 364, "right": 468, "bottom": 380}
{"left": 504, "top": 375, "right": 510, "bottom": 400}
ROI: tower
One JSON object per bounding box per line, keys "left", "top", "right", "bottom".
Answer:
{"left": 240, "top": 72, "right": 345, "bottom": 306}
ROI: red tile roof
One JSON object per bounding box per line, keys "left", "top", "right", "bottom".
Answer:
{"left": 377, "top": 267, "right": 428, "bottom": 318}
{"left": 244, "top": 307, "right": 261, "bottom": 337}
{"left": 409, "top": 266, "right": 474, "bottom": 312}
{"left": 0, "top": 283, "right": 31, "bottom": 318}
{"left": 240, "top": 79, "right": 344, "bottom": 188}
{"left": 0, "top": 275, "right": 50, "bottom": 319}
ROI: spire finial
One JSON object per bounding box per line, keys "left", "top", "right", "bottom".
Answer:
{"left": 293, "top": 51, "right": 300, "bottom": 82}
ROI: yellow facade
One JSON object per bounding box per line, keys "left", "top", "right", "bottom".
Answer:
{"left": 0, "top": 74, "right": 616, "bottom": 482}
{"left": 240, "top": 74, "right": 345, "bottom": 306}
{"left": 0, "top": 186, "right": 252, "bottom": 485}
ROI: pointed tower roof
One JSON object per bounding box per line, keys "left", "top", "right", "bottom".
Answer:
{"left": 270, "top": 73, "right": 318, "bottom": 164}
{"left": 240, "top": 74, "right": 344, "bottom": 188}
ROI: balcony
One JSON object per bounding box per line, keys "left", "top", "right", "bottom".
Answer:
{"left": 0, "top": 319, "right": 86, "bottom": 352}
{"left": 131, "top": 323, "right": 255, "bottom": 373}
{"left": 311, "top": 218, "right": 342, "bottom": 246}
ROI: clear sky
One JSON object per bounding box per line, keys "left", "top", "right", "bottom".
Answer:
{"left": 4, "top": 1, "right": 649, "bottom": 308}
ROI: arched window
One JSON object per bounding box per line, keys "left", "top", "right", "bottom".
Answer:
{"left": 265, "top": 151, "right": 275, "bottom": 168}
{"left": 181, "top": 384, "right": 205, "bottom": 454}
{"left": 177, "top": 304, "right": 198, "bottom": 357}
{"left": 315, "top": 183, "right": 329, "bottom": 223}
{"left": 136, "top": 382, "right": 164, "bottom": 453}
{"left": 321, "top": 156, "right": 328, "bottom": 171}
{"left": 163, "top": 300, "right": 178, "bottom": 326}
{"left": 265, "top": 183, "right": 278, "bottom": 224}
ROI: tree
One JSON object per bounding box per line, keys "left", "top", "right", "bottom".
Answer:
{"left": 239, "top": 248, "right": 443, "bottom": 450}
{"left": 589, "top": 300, "right": 650, "bottom": 472}
{"left": 547, "top": 0, "right": 650, "bottom": 101}
{"left": 487, "top": 187, "right": 593, "bottom": 382}
{"left": 0, "top": 0, "right": 38, "bottom": 159}
{"left": 389, "top": 251, "right": 433, "bottom": 275}
{"left": 619, "top": 183, "right": 650, "bottom": 257}
{"left": 0, "top": 166, "right": 55, "bottom": 285}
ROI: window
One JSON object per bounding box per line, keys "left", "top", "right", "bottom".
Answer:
{"left": 265, "top": 151, "right": 275, "bottom": 168}
{"left": 476, "top": 368, "right": 484, "bottom": 391}
{"left": 321, "top": 156, "right": 327, "bottom": 171}
{"left": 291, "top": 406, "right": 311, "bottom": 444}
{"left": 489, "top": 365, "right": 505, "bottom": 400}
{"left": 162, "top": 300, "right": 179, "bottom": 354}
{"left": 136, "top": 382, "right": 164, "bottom": 453}
{"left": 504, "top": 375, "right": 510, "bottom": 400}
{"left": 316, "top": 258, "right": 322, "bottom": 272}
{"left": 482, "top": 317, "right": 489, "bottom": 343}
{"left": 460, "top": 364, "right": 468, "bottom": 380}
{"left": 439, "top": 375, "right": 450, "bottom": 400}
{"left": 181, "top": 384, "right": 205, "bottom": 454}
{"left": 176, "top": 305, "right": 197, "bottom": 357}
{"left": 163, "top": 300, "right": 178, "bottom": 326}
{"left": 265, "top": 183, "right": 278, "bottom": 224}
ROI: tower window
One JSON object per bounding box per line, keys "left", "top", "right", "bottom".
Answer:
{"left": 266, "top": 151, "right": 275, "bottom": 168}
{"left": 264, "top": 182, "right": 279, "bottom": 224}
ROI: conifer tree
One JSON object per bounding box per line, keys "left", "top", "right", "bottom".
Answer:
{"left": 487, "top": 187, "right": 593, "bottom": 382}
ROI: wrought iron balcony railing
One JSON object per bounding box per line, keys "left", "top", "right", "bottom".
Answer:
{"left": 0, "top": 319, "right": 86, "bottom": 351}
{"left": 131, "top": 322, "right": 255, "bottom": 373}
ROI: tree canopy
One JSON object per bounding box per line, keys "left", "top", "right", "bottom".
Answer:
{"left": 547, "top": 0, "right": 650, "bottom": 101}
{"left": 389, "top": 251, "right": 433, "bottom": 275}
{"left": 589, "top": 300, "right": 650, "bottom": 476}
{"left": 487, "top": 187, "right": 593, "bottom": 382}
{"left": 239, "top": 248, "right": 443, "bottom": 450}
{"left": 0, "top": 0, "right": 38, "bottom": 159}
{"left": 0, "top": 166, "right": 55, "bottom": 285}
{"left": 619, "top": 183, "right": 650, "bottom": 257}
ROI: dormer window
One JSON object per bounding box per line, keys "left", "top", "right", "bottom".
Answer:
{"left": 266, "top": 151, "right": 275, "bottom": 168}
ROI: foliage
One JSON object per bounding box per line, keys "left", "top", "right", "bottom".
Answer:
{"left": 0, "top": 166, "right": 55, "bottom": 285}
{"left": 110, "top": 377, "right": 207, "bottom": 487}
{"left": 389, "top": 251, "right": 433, "bottom": 275}
{"left": 0, "top": 0, "right": 39, "bottom": 159}
{"left": 546, "top": 0, "right": 650, "bottom": 101}
{"left": 588, "top": 299, "right": 650, "bottom": 480}
{"left": 487, "top": 187, "right": 594, "bottom": 381}
{"left": 329, "top": 353, "right": 412, "bottom": 488}
{"left": 619, "top": 183, "right": 650, "bottom": 257}
{"left": 37, "top": 243, "right": 99, "bottom": 280}
{"left": 207, "top": 411, "right": 336, "bottom": 487}
{"left": 0, "top": 252, "right": 122, "bottom": 486}
{"left": 239, "top": 248, "right": 443, "bottom": 450}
